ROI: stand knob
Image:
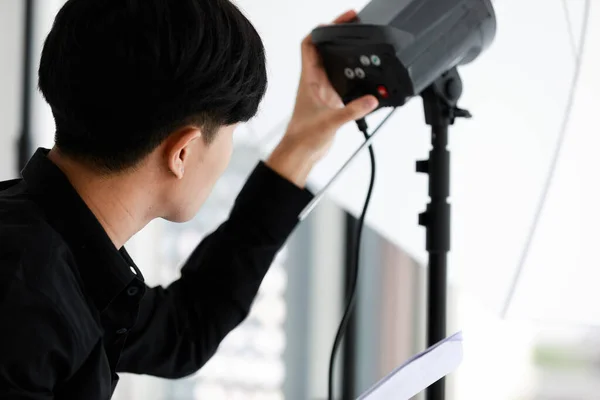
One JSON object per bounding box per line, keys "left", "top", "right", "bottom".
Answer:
{"left": 416, "top": 160, "right": 429, "bottom": 173}
{"left": 445, "top": 79, "right": 462, "bottom": 100}
{"left": 454, "top": 107, "right": 472, "bottom": 119}
{"left": 418, "top": 211, "right": 428, "bottom": 227}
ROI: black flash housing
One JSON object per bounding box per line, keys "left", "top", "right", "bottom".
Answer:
{"left": 311, "top": 0, "right": 497, "bottom": 108}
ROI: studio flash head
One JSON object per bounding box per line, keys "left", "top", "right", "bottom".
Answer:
{"left": 311, "top": 0, "right": 497, "bottom": 109}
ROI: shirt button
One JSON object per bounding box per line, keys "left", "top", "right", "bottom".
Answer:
{"left": 127, "top": 286, "right": 139, "bottom": 296}
{"left": 116, "top": 328, "right": 128, "bottom": 335}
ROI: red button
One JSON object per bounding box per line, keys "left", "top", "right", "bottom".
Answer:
{"left": 377, "top": 85, "right": 389, "bottom": 98}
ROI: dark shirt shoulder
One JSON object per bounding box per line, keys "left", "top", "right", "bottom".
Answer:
{"left": 0, "top": 182, "right": 101, "bottom": 349}
{"left": 0, "top": 180, "right": 105, "bottom": 397}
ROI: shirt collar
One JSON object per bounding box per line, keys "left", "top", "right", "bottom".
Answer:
{"left": 21, "top": 148, "right": 145, "bottom": 312}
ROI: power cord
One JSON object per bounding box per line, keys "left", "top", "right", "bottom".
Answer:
{"left": 327, "top": 110, "right": 396, "bottom": 400}
{"left": 327, "top": 117, "right": 373, "bottom": 400}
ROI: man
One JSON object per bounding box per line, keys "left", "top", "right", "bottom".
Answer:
{"left": 0, "top": 0, "right": 378, "bottom": 398}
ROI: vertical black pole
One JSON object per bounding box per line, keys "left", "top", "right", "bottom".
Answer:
{"left": 418, "top": 122, "right": 450, "bottom": 400}
{"left": 417, "top": 69, "right": 467, "bottom": 400}
{"left": 418, "top": 69, "right": 471, "bottom": 400}
{"left": 341, "top": 213, "right": 358, "bottom": 400}
{"left": 18, "top": 0, "right": 35, "bottom": 171}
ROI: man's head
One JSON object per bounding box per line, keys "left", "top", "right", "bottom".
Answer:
{"left": 38, "top": 0, "right": 267, "bottom": 222}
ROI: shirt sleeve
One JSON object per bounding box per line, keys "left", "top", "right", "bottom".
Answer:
{"left": 118, "top": 161, "right": 313, "bottom": 378}
{"left": 0, "top": 279, "right": 77, "bottom": 399}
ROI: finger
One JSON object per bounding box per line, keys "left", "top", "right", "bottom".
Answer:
{"left": 300, "top": 22, "right": 326, "bottom": 54}
{"left": 326, "top": 95, "right": 379, "bottom": 129}
{"left": 332, "top": 10, "right": 358, "bottom": 24}
{"left": 301, "top": 10, "right": 357, "bottom": 70}
{"left": 302, "top": 9, "right": 355, "bottom": 54}
{"left": 312, "top": 81, "right": 344, "bottom": 109}
{"left": 301, "top": 34, "right": 321, "bottom": 69}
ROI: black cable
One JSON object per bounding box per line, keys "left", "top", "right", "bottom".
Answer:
{"left": 327, "top": 119, "right": 373, "bottom": 400}
{"left": 327, "top": 109, "right": 397, "bottom": 400}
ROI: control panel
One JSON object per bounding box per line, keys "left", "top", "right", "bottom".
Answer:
{"left": 315, "top": 43, "right": 414, "bottom": 110}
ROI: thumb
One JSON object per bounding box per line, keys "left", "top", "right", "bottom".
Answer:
{"left": 327, "top": 95, "right": 379, "bottom": 129}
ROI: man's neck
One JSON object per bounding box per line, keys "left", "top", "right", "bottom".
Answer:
{"left": 47, "top": 148, "right": 155, "bottom": 249}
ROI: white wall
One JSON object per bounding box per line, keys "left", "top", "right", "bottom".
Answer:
{"left": 29, "top": 0, "right": 64, "bottom": 149}
{"left": 0, "top": 0, "right": 24, "bottom": 181}
{"left": 0, "top": 0, "right": 62, "bottom": 180}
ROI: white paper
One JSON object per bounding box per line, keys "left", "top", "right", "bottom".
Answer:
{"left": 357, "top": 331, "right": 464, "bottom": 400}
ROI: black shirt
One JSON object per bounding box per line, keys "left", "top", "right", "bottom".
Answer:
{"left": 0, "top": 148, "right": 312, "bottom": 399}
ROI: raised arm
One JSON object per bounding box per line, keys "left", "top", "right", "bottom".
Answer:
{"left": 117, "top": 162, "right": 312, "bottom": 377}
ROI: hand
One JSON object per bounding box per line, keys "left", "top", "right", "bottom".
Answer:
{"left": 266, "top": 10, "right": 379, "bottom": 188}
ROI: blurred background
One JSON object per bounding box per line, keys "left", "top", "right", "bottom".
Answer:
{"left": 1, "top": 0, "right": 599, "bottom": 399}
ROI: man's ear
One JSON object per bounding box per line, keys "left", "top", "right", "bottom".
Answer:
{"left": 165, "top": 127, "right": 203, "bottom": 179}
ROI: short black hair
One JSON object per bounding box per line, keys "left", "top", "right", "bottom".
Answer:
{"left": 39, "top": 0, "right": 267, "bottom": 172}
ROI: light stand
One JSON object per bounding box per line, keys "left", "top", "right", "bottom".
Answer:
{"left": 416, "top": 68, "right": 471, "bottom": 400}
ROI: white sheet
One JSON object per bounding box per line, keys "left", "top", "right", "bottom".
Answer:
{"left": 358, "top": 332, "right": 463, "bottom": 400}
